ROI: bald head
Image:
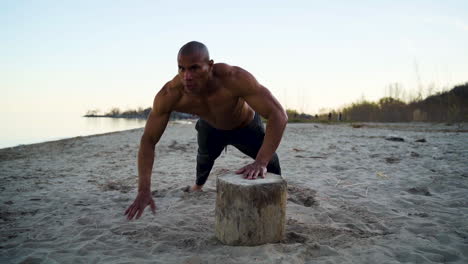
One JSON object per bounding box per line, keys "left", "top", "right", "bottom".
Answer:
{"left": 178, "top": 41, "right": 210, "bottom": 61}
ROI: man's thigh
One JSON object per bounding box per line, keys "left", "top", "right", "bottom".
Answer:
{"left": 196, "top": 119, "right": 226, "bottom": 158}
{"left": 229, "top": 113, "right": 265, "bottom": 158}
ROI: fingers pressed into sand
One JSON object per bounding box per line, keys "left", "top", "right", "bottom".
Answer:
{"left": 150, "top": 200, "right": 156, "bottom": 214}
{"left": 125, "top": 204, "right": 133, "bottom": 217}
{"left": 135, "top": 207, "right": 145, "bottom": 219}
{"left": 125, "top": 206, "right": 132, "bottom": 219}
{"left": 127, "top": 206, "right": 137, "bottom": 220}
{"left": 130, "top": 205, "right": 141, "bottom": 220}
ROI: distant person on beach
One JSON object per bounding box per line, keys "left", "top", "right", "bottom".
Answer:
{"left": 125, "top": 41, "right": 287, "bottom": 220}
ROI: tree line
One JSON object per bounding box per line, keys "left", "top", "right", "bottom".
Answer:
{"left": 341, "top": 82, "right": 467, "bottom": 122}
{"left": 86, "top": 82, "right": 467, "bottom": 123}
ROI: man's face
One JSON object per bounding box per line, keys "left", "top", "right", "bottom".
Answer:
{"left": 177, "top": 53, "right": 213, "bottom": 94}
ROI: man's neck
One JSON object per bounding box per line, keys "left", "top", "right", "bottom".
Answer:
{"left": 204, "top": 76, "right": 219, "bottom": 95}
{"left": 185, "top": 76, "right": 218, "bottom": 97}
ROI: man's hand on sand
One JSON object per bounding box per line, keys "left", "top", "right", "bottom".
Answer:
{"left": 236, "top": 161, "right": 267, "bottom": 180}
{"left": 125, "top": 191, "right": 156, "bottom": 220}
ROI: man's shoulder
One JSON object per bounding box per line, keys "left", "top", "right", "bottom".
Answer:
{"left": 213, "top": 63, "right": 248, "bottom": 81}
{"left": 213, "top": 63, "right": 232, "bottom": 77}
{"left": 213, "top": 63, "right": 260, "bottom": 97}
{"left": 153, "top": 76, "right": 183, "bottom": 110}
{"left": 157, "top": 76, "right": 183, "bottom": 97}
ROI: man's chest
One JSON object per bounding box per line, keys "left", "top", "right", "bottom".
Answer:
{"left": 174, "top": 88, "right": 240, "bottom": 118}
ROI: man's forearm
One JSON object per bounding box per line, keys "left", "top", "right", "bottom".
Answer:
{"left": 255, "top": 112, "right": 287, "bottom": 165}
{"left": 137, "top": 140, "right": 156, "bottom": 193}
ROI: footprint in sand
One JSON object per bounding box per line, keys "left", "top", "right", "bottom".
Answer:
{"left": 407, "top": 186, "right": 432, "bottom": 196}
{"left": 287, "top": 185, "right": 318, "bottom": 207}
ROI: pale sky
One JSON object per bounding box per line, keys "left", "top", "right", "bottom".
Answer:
{"left": 2, "top": 0, "right": 467, "bottom": 115}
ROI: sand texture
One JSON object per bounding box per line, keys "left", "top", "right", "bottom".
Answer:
{"left": 1, "top": 122, "right": 467, "bottom": 263}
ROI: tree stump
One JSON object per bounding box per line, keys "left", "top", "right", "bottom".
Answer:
{"left": 215, "top": 173, "right": 287, "bottom": 246}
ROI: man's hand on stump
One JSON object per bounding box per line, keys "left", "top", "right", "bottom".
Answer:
{"left": 125, "top": 191, "right": 156, "bottom": 220}
{"left": 236, "top": 161, "right": 267, "bottom": 180}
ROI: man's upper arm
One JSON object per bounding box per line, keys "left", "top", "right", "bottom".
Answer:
{"left": 232, "top": 67, "right": 285, "bottom": 119}
{"left": 141, "top": 87, "right": 174, "bottom": 145}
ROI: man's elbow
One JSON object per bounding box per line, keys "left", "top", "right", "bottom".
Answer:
{"left": 273, "top": 109, "right": 288, "bottom": 128}
{"left": 281, "top": 110, "right": 288, "bottom": 125}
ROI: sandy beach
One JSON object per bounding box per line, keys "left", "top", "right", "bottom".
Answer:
{"left": 1, "top": 122, "right": 467, "bottom": 263}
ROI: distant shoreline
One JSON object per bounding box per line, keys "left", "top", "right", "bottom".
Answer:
{"left": 83, "top": 111, "right": 196, "bottom": 120}
{"left": 83, "top": 114, "right": 147, "bottom": 119}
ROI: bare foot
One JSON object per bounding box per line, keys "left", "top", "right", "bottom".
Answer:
{"left": 183, "top": 185, "right": 203, "bottom": 192}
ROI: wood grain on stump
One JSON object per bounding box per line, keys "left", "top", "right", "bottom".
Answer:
{"left": 215, "top": 173, "right": 287, "bottom": 246}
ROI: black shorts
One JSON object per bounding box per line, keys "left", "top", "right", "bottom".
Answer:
{"left": 195, "top": 112, "right": 281, "bottom": 185}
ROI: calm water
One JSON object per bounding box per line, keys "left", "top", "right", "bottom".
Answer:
{"left": 1, "top": 113, "right": 147, "bottom": 149}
